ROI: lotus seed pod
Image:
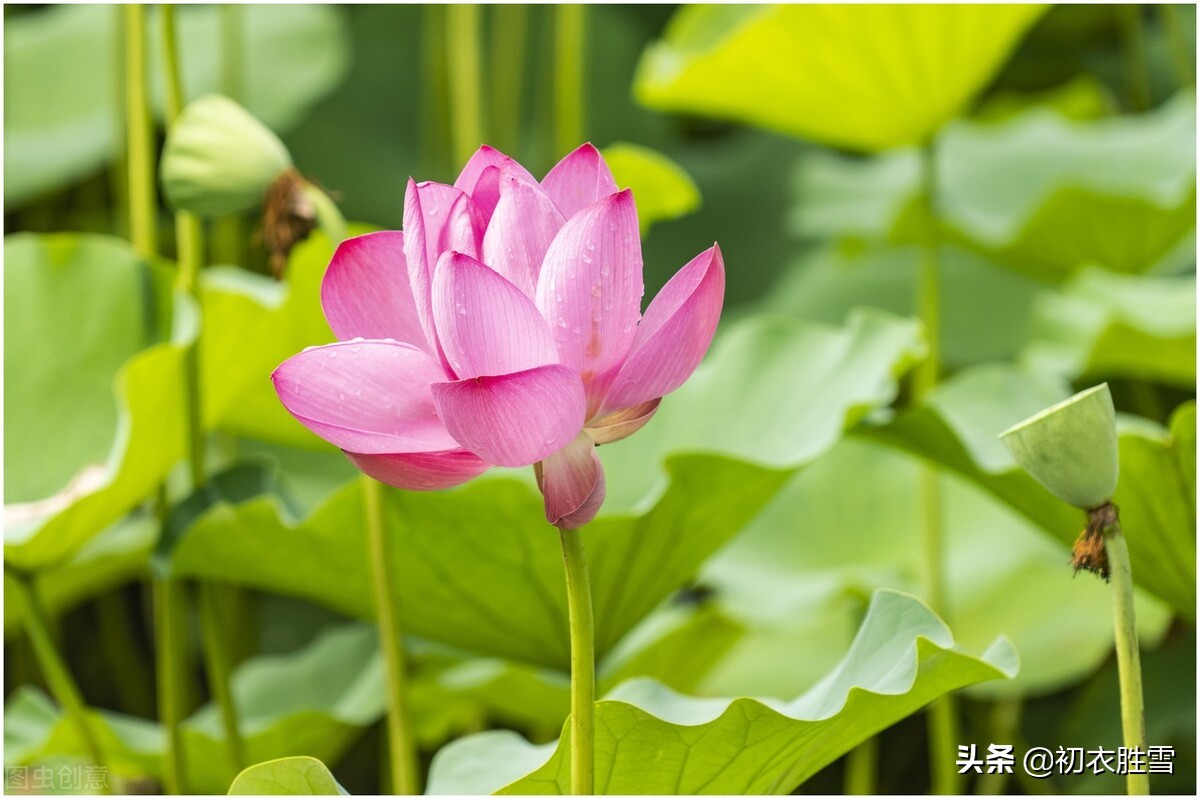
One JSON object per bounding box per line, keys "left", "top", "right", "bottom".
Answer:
{"left": 161, "top": 94, "right": 292, "bottom": 217}
{"left": 999, "top": 383, "right": 1119, "bottom": 510}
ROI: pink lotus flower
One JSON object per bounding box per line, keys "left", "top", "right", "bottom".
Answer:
{"left": 272, "top": 144, "right": 724, "bottom": 529}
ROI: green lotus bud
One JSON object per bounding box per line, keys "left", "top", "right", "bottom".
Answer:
{"left": 161, "top": 94, "right": 292, "bottom": 217}
{"left": 999, "top": 383, "right": 1119, "bottom": 510}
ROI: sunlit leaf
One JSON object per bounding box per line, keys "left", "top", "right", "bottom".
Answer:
{"left": 1022, "top": 268, "right": 1196, "bottom": 387}
{"left": 228, "top": 757, "right": 346, "bottom": 795}
{"left": 603, "top": 142, "right": 701, "bottom": 234}
{"left": 426, "top": 590, "right": 1017, "bottom": 794}
{"left": 634, "top": 4, "right": 1046, "bottom": 151}
{"left": 698, "top": 438, "right": 1171, "bottom": 700}
{"left": 868, "top": 366, "right": 1196, "bottom": 619}
{"left": 3, "top": 233, "right": 193, "bottom": 571}
{"left": 790, "top": 92, "right": 1197, "bottom": 282}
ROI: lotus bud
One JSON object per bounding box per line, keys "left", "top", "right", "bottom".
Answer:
{"left": 161, "top": 94, "right": 293, "bottom": 217}
{"left": 999, "top": 383, "right": 1119, "bottom": 511}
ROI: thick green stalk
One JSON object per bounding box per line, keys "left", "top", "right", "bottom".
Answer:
{"left": 364, "top": 479, "right": 421, "bottom": 795}
{"left": 446, "top": 4, "right": 485, "bottom": 166}
{"left": 553, "top": 5, "right": 586, "bottom": 155}
{"left": 162, "top": 5, "right": 246, "bottom": 776}
{"left": 124, "top": 4, "right": 157, "bottom": 258}
{"left": 198, "top": 584, "right": 245, "bottom": 775}
{"left": 219, "top": 3, "right": 244, "bottom": 101}
{"left": 10, "top": 572, "right": 108, "bottom": 783}
{"left": 975, "top": 699, "right": 1021, "bottom": 794}
{"left": 914, "top": 141, "right": 960, "bottom": 795}
{"left": 490, "top": 4, "right": 529, "bottom": 154}
{"left": 844, "top": 737, "right": 878, "bottom": 795}
{"left": 420, "top": 5, "right": 452, "bottom": 177}
{"left": 559, "top": 528, "right": 596, "bottom": 795}
{"left": 96, "top": 590, "right": 155, "bottom": 718}
{"left": 153, "top": 576, "right": 188, "bottom": 794}
{"left": 1104, "top": 524, "right": 1150, "bottom": 795}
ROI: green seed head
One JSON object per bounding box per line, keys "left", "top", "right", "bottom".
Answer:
{"left": 160, "top": 94, "right": 293, "bottom": 217}
{"left": 999, "top": 383, "right": 1119, "bottom": 510}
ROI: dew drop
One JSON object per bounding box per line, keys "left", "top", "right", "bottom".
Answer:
{"left": 600, "top": 265, "right": 611, "bottom": 276}
{"left": 582, "top": 254, "right": 592, "bottom": 264}
{"left": 586, "top": 240, "right": 595, "bottom": 251}
{"left": 456, "top": 302, "right": 467, "bottom": 316}
{"left": 557, "top": 317, "right": 568, "bottom": 329}
{"left": 354, "top": 387, "right": 363, "bottom": 397}
{"left": 338, "top": 392, "right": 345, "bottom": 401}
{"left": 590, "top": 284, "right": 602, "bottom": 298}
{"left": 572, "top": 325, "right": 581, "bottom": 335}
{"left": 327, "top": 350, "right": 338, "bottom": 359}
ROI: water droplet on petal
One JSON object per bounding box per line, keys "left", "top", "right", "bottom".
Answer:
{"left": 354, "top": 387, "right": 363, "bottom": 397}
{"left": 327, "top": 350, "right": 338, "bottom": 359}
{"left": 456, "top": 302, "right": 467, "bottom": 316}
{"left": 557, "top": 317, "right": 568, "bottom": 329}
{"left": 600, "top": 265, "right": 611, "bottom": 276}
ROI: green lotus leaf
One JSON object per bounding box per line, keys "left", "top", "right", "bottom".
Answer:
{"left": 4, "top": 233, "right": 194, "bottom": 571}
{"left": 1021, "top": 268, "right": 1196, "bottom": 387}
{"left": 228, "top": 756, "right": 346, "bottom": 795}
{"left": 634, "top": 4, "right": 1046, "bottom": 151}
{"left": 426, "top": 590, "right": 1017, "bottom": 794}
{"left": 868, "top": 365, "right": 1196, "bottom": 619}
{"left": 697, "top": 437, "right": 1170, "bottom": 700}
{"left": 790, "top": 92, "right": 1196, "bottom": 282}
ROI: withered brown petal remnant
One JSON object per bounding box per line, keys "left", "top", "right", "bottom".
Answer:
{"left": 263, "top": 168, "right": 317, "bottom": 280}
{"left": 1072, "top": 502, "right": 1120, "bottom": 581}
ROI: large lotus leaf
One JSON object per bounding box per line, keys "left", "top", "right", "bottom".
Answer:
{"left": 1021, "top": 268, "right": 1196, "bottom": 387}
{"left": 602, "top": 143, "right": 701, "bottom": 234}
{"left": 3, "top": 233, "right": 194, "bottom": 571}
{"left": 762, "top": 241, "right": 1046, "bottom": 370}
{"left": 790, "top": 92, "right": 1196, "bottom": 282}
{"left": 3, "top": 5, "right": 349, "bottom": 206}
{"left": 171, "top": 310, "right": 922, "bottom": 668}
{"left": 4, "top": 624, "right": 383, "bottom": 795}
{"left": 697, "top": 438, "right": 1170, "bottom": 700}
{"left": 436, "top": 605, "right": 744, "bottom": 736}
{"left": 426, "top": 590, "right": 1017, "bottom": 795}
{"left": 3, "top": 512, "right": 155, "bottom": 636}
{"left": 228, "top": 756, "right": 346, "bottom": 795}
{"left": 633, "top": 5, "right": 1046, "bottom": 152}
{"left": 868, "top": 365, "right": 1196, "bottom": 619}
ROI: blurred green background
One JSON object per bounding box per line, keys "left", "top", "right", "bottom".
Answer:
{"left": 4, "top": 4, "right": 1196, "bottom": 795}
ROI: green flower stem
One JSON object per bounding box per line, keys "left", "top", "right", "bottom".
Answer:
{"left": 1161, "top": 4, "right": 1195, "bottom": 90}
{"left": 559, "top": 527, "right": 596, "bottom": 795}
{"left": 419, "top": 5, "right": 451, "bottom": 176}
{"left": 9, "top": 571, "right": 109, "bottom": 787}
{"left": 123, "top": 4, "right": 158, "bottom": 259}
{"left": 844, "top": 737, "right": 878, "bottom": 794}
{"left": 153, "top": 576, "right": 189, "bottom": 794}
{"left": 198, "top": 584, "right": 245, "bottom": 775}
{"left": 162, "top": 4, "right": 247, "bottom": 777}
{"left": 219, "top": 3, "right": 244, "bottom": 101}
{"left": 490, "top": 4, "right": 529, "bottom": 155}
{"left": 976, "top": 699, "right": 1021, "bottom": 794}
{"left": 446, "top": 4, "right": 485, "bottom": 167}
{"left": 96, "top": 590, "right": 155, "bottom": 718}
{"left": 363, "top": 478, "right": 421, "bottom": 795}
{"left": 1104, "top": 523, "right": 1150, "bottom": 795}
{"left": 553, "top": 4, "right": 586, "bottom": 155}
{"left": 914, "top": 141, "right": 960, "bottom": 796}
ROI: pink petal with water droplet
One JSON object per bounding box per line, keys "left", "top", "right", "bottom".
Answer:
{"left": 481, "top": 175, "right": 566, "bottom": 297}
{"left": 599, "top": 245, "right": 725, "bottom": 416}
{"left": 272, "top": 340, "right": 457, "bottom": 453}
{"left": 432, "top": 364, "right": 585, "bottom": 467}
{"left": 535, "top": 190, "right": 642, "bottom": 411}
{"left": 433, "top": 251, "right": 560, "bottom": 379}
{"left": 541, "top": 143, "right": 619, "bottom": 221}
